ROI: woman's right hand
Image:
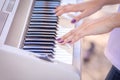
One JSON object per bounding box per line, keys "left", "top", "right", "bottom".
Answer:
{"left": 55, "top": 0, "right": 104, "bottom": 23}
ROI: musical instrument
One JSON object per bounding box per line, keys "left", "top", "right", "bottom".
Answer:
{"left": 0, "top": 0, "right": 81, "bottom": 79}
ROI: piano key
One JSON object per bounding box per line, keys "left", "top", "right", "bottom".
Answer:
{"left": 24, "top": 42, "right": 54, "bottom": 45}
{"left": 30, "top": 21, "right": 57, "bottom": 24}
{"left": 35, "top": 3, "right": 59, "bottom": 7}
{"left": 24, "top": 43, "right": 55, "bottom": 47}
{"left": 31, "top": 18, "right": 57, "bottom": 22}
{"left": 26, "top": 34, "right": 56, "bottom": 37}
{"left": 25, "top": 40, "right": 55, "bottom": 45}
{"left": 32, "top": 13, "right": 57, "bottom": 17}
{"left": 27, "top": 31, "right": 57, "bottom": 35}
{"left": 25, "top": 38, "right": 55, "bottom": 42}
{"left": 31, "top": 16, "right": 58, "bottom": 19}
{"left": 35, "top": 1, "right": 60, "bottom": 5}
{"left": 26, "top": 36, "right": 55, "bottom": 40}
{"left": 28, "top": 50, "right": 53, "bottom": 53}
{"left": 27, "top": 32, "right": 56, "bottom": 36}
{"left": 30, "top": 51, "right": 53, "bottom": 55}
{"left": 29, "top": 25, "right": 57, "bottom": 28}
{"left": 33, "top": 8, "right": 54, "bottom": 11}
{"left": 30, "top": 22, "right": 57, "bottom": 25}
{"left": 27, "top": 30, "right": 57, "bottom": 34}
{"left": 32, "top": 10, "right": 55, "bottom": 14}
{"left": 28, "top": 28, "right": 57, "bottom": 32}
{"left": 26, "top": 34, "right": 56, "bottom": 38}
{"left": 29, "top": 27, "right": 57, "bottom": 30}
{"left": 23, "top": 47, "right": 54, "bottom": 52}
{"left": 23, "top": 46, "right": 54, "bottom": 49}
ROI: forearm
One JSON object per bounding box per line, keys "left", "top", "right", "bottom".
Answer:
{"left": 81, "top": 12, "right": 120, "bottom": 36}
{"left": 109, "top": 12, "right": 120, "bottom": 28}
{"left": 96, "top": 0, "right": 120, "bottom": 6}
{"left": 95, "top": 13, "right": 120, "bottom": 30}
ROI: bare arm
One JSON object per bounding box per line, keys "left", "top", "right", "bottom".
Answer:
{"left": 55, "top": 0, "right": 120, "bottom": 23}
{"left": 101, "top": 0, "right": 120, "bottom": 5}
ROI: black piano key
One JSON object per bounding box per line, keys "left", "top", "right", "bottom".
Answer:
{"left": 25, "top": 37, "right": 55, "bottom": 41}
{"left": 30, "top": 20, "right": 57, "bottom": 24}
{"left": 38, "top": 56, "right": 53, "bottom": 62}
{"left": 33, "top": 8, "right": 54, "bottom": 11}
{"left": 24, "top": 41, "right": 54, "bottom": 45}
{"left": 31, "top": 18, "right": 57, "bottom": 22}
{"left": 25, "top": 39, "right": 55, "bottom": 44}
{"left": 26, "top": 49, "right": 54, "bottom": 54}
{"left": 30, "top": 51, "right": 53, "bottom": 54}
{"left": 27, "top": 31, "right": 57, "bottom": 34}
{"left": 28, "top": 49, "right": 54, "bottom": 53}
{"left": 32, "top": 10, "right": 55, "bottom": 14}
{"left": 27, "top": 32, "right": 56, "bottom": 35}
{"left": 32, "top": 13, "right": 57, "bottom": 17}
{"left": 26, "top": 35, "right": 55, "bottom": 40}
{"left": 29, "top": 25, "right": 57, "bottom": 28}
{"left": 29, "top": 26, "right": 57, "bottom": 30}
{"left": 28, "top": 28, "right": 57, "bottom": 32}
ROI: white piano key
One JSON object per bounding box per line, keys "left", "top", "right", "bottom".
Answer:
{"left": 23, "top": 46, "right": 54, "bottom": 49}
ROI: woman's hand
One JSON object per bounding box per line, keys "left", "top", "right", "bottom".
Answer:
{"left": 55, "top": 0, "right": 104, "bottom": 23}
{"left": 57, "top": 13, "right": 120, "bottom": 44}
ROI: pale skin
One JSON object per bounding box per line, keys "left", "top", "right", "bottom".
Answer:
{"left": 55, "top": 0, "right": 120, "bottom": 44}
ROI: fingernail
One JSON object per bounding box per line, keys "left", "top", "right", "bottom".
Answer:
{"left": 67, "top": 41, "right": 72, "bottom": 43}
{"left": 71, "top": 19, "right": 76, "bottom": 23}
{"left": 58, "top": 40, "right": 64, "bottom": 43}
{"left": 56, "top": 38, "right": 61, "bottom": 41}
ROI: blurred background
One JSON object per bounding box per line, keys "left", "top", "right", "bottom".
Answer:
{"left": 81, "top": 1, "right": 119, "bottom": 80}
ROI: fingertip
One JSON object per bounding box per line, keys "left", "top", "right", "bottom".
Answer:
{"left": 71, "top": 19, "right": 76, "bottom": 23}
{"left": 67, "top": 41, "right": 72, "bottom": 43}
{"left": 56, "top": 38, "right": 61, "bottom": 41}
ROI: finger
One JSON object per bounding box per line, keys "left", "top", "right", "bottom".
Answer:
{"left": 55, "top": 5, "right": 65, "bottom": 12}
{"left": 61, "top": 34, "right": 75, "bottom": 45}
{"left": 61, "top": 29, "right": 76, "bottom": 40}
{"left": 57, "top": 29, "right": 75, "bottom": 43}
{"left": 55, "top": 4, "right": 75, "bottom": 16}
{"left": 71, "top": 10, "right": 91, "bottom": 23}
